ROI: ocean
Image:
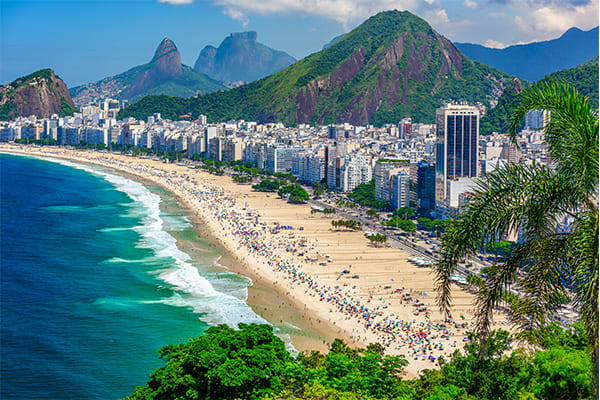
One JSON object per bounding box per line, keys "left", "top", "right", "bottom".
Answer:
{"left": 0, "top": 153, "right": 269, "bottom": 400}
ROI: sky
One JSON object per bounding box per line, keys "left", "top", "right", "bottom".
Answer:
{"left": 1, "top": 0, "right": 598, "bottom": 87}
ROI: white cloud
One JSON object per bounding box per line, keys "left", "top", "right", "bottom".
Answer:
{"left": 483, "top": 39, "right": 505, "bottom": 48}
{"left": 222, "top": 5, "right": 249, "bottom": 27}
{"left": 464, "top": 0, "right": 478, "bottom": 9}
{"left": 428, "top": 8, "right": 450, "bottom": 23}
{"left": 212, "top": 0, "right": 420, "bottom": 25}
{"left": 158, "top": 0, "right": 193, "bottom": 4}
{"left": 513, "top": 1, "right": 599, "bottom": 36}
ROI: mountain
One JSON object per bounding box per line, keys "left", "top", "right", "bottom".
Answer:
{"left": 480, "top": 57, "right": 599, "bottom": 134}
{"left": 194, "top": 31, "right": 296, "bottom": 83}
{"left": 456, "top": 26, "right": 599, "bottom": 81}
{"left": 70, "top": 38, "right": 226, "bottom": 105}
{"left": 120, "top": 11, "right": 512, "bottom": 126}
{"left": 322, "top": 33, "right": 346, "bottom": 50}
{"left": 0, "top": 69, "right": 77, "bottom": 121}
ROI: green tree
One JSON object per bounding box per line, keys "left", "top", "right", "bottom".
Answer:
{"left": 253, "top": 178, "right": 281, "bottom": 192}
{"left": 393, "top": 206, "right": 415, "bottom": 220}
{"left": 129, "top": 324, "right": 291, "bottom": 400}
{"left": 434, "top": 83, "right": 599, "bottom": 370}
{"left": 288, "top": 185, "right": 310, "bottom": 203}
{"left": 385, "top": 216, "right": 416, "bottom": 232}
{"left": 366, "top": 208, "right": 379, "bottom": 219}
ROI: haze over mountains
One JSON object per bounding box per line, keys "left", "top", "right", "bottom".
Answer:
{"left": 69, "top": 38, "right": 226, "bottom": 105}
{"left": 456, "top": 26, "right": 599, "bottom": 81}
{"left": 120, "top": 11, "right": 513, "bottom": 126}
{"left": 194, "top": 31, "right": 296, "bottom": 83}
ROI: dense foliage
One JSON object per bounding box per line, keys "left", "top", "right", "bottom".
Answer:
{"left": 480, "top": 79, "right": 522, "bottom": 135}
{"left": 59, "top": 96, "right": 78, "bottom": 117}
{"left": 128, "top": 324, "right": 291, "bottom": 400}
{"left": 253, "top": 179, "right": 281, "bottom": 192}
{"left": 0, "top": 102, "right": 16, "bottom": 121}
{"left": 348, "top": 180, "right": 389, "bottom": 210}
{"left": 385, "top": 217, "right": 416, "bottom": 232}
{"left": 413, "top": 327, "right": 594, "bottom": 400}
{"left": 416, "top": 218, "right": 449, "bottom": 235}
{"left": 10, "top": 68, "right": 56, "bottom": 88}
{"left": 125, "top": 323, "right": 594, "bottom": 400}
{"left": 119, "top": 11, "right": 510, "bottom": 126}
{"left": 481, "top": 58, "right": 599, "bottom": 134}
{"left": 278, "top": 184, "right": 310, "bottom": 203}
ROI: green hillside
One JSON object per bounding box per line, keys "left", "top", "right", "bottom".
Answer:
{"left": 119, "top": 11, "right": 511, "bottom": 125}
{"left": 127, "top": 66, "right": 226, "bottom": 102}
{"left": 481, "top": 57, "right": 599, "bottom": 134}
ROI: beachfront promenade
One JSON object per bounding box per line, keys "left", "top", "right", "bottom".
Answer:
{"left": 1, "top": 145, "right": 511, "bottom": 375}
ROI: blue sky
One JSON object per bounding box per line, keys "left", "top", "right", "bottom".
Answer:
{"left": 1, "top": 0, "right": 598, "bottom": 87}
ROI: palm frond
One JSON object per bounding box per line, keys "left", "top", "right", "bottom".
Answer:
{"left": 435, "top": 162, "right": 580, "bottom": 319}
{"left": 508, "top": 82, "right": 599, "bottom": 192}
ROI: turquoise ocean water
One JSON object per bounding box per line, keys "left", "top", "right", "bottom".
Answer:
{"left": 0, "top": 153, "right": 269, "bottom": 399}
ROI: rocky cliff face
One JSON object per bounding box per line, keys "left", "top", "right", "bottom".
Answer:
{"left": 120, "top": 38, "right": 183, "bottom": 99}
{"left": 194, "top": 31, "right": 296, "bottom": 82}
{"left": 121, "top": 11, "right": 513, "bottom": 126}
{"left": 70, "top": 38, "right": 226, "bottom": 105}
{"left": 0, "top": 69, "right": 77, "bottom": 120}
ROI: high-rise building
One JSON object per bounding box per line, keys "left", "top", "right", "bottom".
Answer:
{"left": 435, "top": 104, "right": 479, "bottom": 213}
{"left": 204, "top": 126, "right": 217, "bottom": 155}
{"left": 524, "top": 109, "right": 549, "bottom": 130}
{"left": 374, "top": 159, "right": 410, "bottom": 202}
{"left": 328, "top": 125, "right": 337, "bottom": 140}
{"left": 266, "top": 146, "right": 302, "bottom": 174}
{"left": 398, "top": 118, "right": 412, "bottom": 139}
{"left": 410, "top": 161, "right": 436, "bottom": 214}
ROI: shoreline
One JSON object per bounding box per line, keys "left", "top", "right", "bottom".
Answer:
{"left": 1, "top": 147, "right": 338, "bottom": 353}
{"left": 2, "top": 145, "right": 505, "bottom": 376}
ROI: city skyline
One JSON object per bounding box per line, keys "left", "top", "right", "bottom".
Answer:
{"left": 1, "top": 0, "right": 598, "bottom": 87}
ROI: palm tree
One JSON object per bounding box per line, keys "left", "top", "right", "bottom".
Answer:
{"left": 434, "top": 83, "right": 598, "bottom": 363}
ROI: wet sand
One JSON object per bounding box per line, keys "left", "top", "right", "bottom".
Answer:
{"left": 1, "top": 145, "right": 510, "bottom": 376}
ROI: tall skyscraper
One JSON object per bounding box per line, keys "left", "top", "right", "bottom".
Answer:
{"left": 435, "top": 104, "right": 479, "bottom": 212}
{"left": 328, "top": 125, "right": 337, "bottom": 140}
{"left": 204, "top": 126, "right": 217, "bottom": 155}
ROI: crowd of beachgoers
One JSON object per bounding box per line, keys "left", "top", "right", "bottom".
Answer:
{"left": 2, "top": 145, "right": 487, "bottom": 369}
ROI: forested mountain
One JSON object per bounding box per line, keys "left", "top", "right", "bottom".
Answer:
{"left": 481, "top": 57, "right": 599, "bottom": 134}
{"left": 119, "top": 11, "right": 511, "bottom": 126}
{"left": 0, "top": 69, "right": 77, "bottom": 121}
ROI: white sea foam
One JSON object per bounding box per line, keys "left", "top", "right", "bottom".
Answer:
{"left": 40, "top": 156, "right": 275, "bottom": 331}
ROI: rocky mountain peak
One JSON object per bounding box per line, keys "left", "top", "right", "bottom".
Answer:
{"left": 152, "top": 37, "right": 178, "bottom": 62}
{"left": 0, "top": 69, "right": 77, "bottom": 120}
{"left": 229, "top": 31, "right": 258, "bottom": 43}
{"left": 194, "top": 31, "right": 296, "bottom": 82}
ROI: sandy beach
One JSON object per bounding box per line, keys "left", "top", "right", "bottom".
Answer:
{"left": 1, "top": 144, "right": 509, "bottom": 376}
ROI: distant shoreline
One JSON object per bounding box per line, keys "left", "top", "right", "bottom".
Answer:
{"left": 1, "top": 144, "right": 501, "bottom": 376}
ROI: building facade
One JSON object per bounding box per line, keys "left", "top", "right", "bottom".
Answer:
{"left": 435, "top": 104, "right": 479, "bottom": 213}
